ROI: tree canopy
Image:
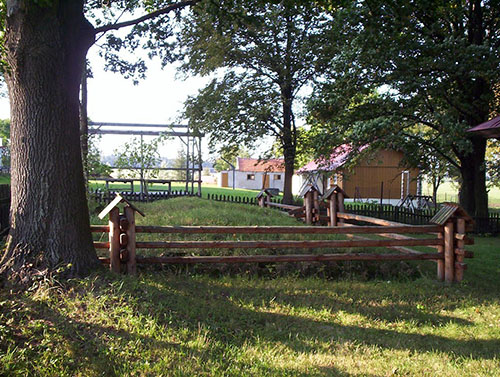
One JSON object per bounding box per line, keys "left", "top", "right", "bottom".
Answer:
{"left": 307, "top": 0, "right": 500, "bottom": 216}
{"left": 178, "top": 0, "right": 333, "bottom": 203}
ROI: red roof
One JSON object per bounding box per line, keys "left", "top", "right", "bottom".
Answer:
{"left": 236, "top": 158, "right": 285, "bottom": 172}
{"left": 298, "top": 144, "right": 368, "bottom": 173}
{"left": 467, "top": 115, "right": 500, "bottom": 138}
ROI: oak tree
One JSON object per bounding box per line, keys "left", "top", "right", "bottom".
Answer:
{"left": 0, "top": 0, "right": 198, "bottom": 283}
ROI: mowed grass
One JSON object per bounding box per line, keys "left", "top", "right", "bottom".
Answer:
{"left": 1, "top": 198, "right": 500, "bottom": 376}
{"left": 422, "top": 181, "right": 500, "bottom": 208}
{"left": 89, "top": 180, "right": 268, "bottom": 200}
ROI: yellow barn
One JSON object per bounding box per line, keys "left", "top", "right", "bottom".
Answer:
{"left": 295, "top": 146, "right": 420, "bottom": 204}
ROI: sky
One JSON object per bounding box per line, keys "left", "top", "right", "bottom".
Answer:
{"left": 0, "top": 46, "right": 212, "bottom": 160}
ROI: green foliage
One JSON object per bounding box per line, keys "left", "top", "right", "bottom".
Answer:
{"left": 113, "top": 134, "right": 168, "bottom": 179}
{"left": 87, "top": 134, "right": 112, "bottom": 178}
{"left": 179, "top": 0, "right": 334, "bottom": 202}
{"left": 172, "top": 148, "right": 187, "bottom": 180}
{"left": 307, "top": 0, "right": 500, "bottom": 214}
{"left": 213, "top": 145, "right": 251, "bottom": 172}
{"left": 0, "top": 118, "right": 9, "bottom": 168}
{"left": 486, "top": 140, "right": 500, "bottom": 188}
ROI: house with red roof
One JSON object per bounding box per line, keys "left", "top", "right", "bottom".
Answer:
{"left": 219, "top": 157, "right": 285, "bottom": 191}
{"left": 293, "top": 146, "right": 420, "bottom": 205}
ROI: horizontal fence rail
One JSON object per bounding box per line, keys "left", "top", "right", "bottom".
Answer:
{"left": 92, "top": 190, "right": 474, "bottom": 283}
{"left": 134, "top": 253, "right": 444, "bottom": 264}
{"left": 91, "top": 224, "right": 442, "bottom": 235}
{"left": 133, "top": 238, "right": 443, "bottom": 250}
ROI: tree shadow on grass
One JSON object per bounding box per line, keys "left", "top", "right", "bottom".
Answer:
{"left": 132, "top": 274, "right": 498, "bottom": 361}
{"left": 2, "top": 272, "right": 498, "bottom": 376}
{"left": 1, "top": 286, "right": 356, "bottom": 377}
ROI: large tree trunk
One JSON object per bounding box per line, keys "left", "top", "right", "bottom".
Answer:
{"left": 458, "top": 136, "right": 488, "bottom": 219}
{"left": 281, "top": 89, "right": 296, "bottom": 205}
{"left": 0, "top": 0, "right": 100, "bottom": 283}
{"left": 80, "top": 62, "right": 89, "bottom": 184}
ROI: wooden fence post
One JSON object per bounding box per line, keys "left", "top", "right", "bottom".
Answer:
{"left": 304, "top": 191, "right": 313, "bottom": 225}
{"left": 313, "top": 190, "right": 320, "bottom": 224}
{"left": 444, "top": 220, "right": 454, "bottom": 284}
{"left": 437, "top": 231, "right": 444, "bottom": 281}
{"left": 454, "top": 217, "right": 466, "bottom": 282}
{"left": 328, "top": 192, "right": 338, "bottom": 227}
{"left": 125, "top": 206, "right": 137, "bottom": 276}
{"left": 109, "top": 207, "right": 121, "bottom": 273}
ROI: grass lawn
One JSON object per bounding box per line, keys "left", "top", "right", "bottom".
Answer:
{"left": 1, "top": 197, "right": 499, "bottom": 376}
{"left": 0, "top": 175, "right": 10, "bottom": 185}
{"left": 89, "top": 180, "right": 268, "bottom": 200}
{"left": 422, "top": 181, "right": 500, "bottom": 208}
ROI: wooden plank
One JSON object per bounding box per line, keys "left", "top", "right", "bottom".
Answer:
{"left": 109, "top": 207, "right": 121, "bottom": 273}
{"left": 99, "top": 252, "right": 443, "bottom": 265}
{"left": 91, "top": 225, "right": 110, "bottom": 232}
{"left": 266, "top": 202, "right": 301, "bottom": 210}
{"left": 345, "top": 227, "right": 424, "bottom": 255}
{"left": 98, "top": 194, "right": 123, "bottom": 219}
{"left": 135, "top": 224, "right": 442, "bottom": 235}
{"left": 337, "top": 212, "right": 406, "bottom": 226}
{"left": 454, "top": 248, "right": 473, "bottom": 258}
{"left": 135, "top": 238, "right": 443, "bottom": 249}
{"left": 134, "top": 252, "right": 443, "bottom": 264}
{"left": 288, "top": 207, "right": 305, "bottom": 215}
{"left": 93, "top": 242, "right": 110, "bottom": 249}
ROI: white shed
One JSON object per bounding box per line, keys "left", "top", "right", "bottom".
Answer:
{"left": 219, "top": 158, "right": 285, "bottom": 192}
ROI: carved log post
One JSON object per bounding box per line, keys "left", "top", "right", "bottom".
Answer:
{"left": 437, "top": 231, "right": 444, "bottom": 282}
{"left": 305, "top": 191, "right": 313, "bottom": 225}
{"left": 444, "top": 220, "right": 454, "bottom": 284}
{"left": 454, "top": 218, "right": 466, "bottom": 282}
{"left": 313, "top": 190, "right": 320, "bottom": 224}
{"left": 327, "top": 192, "right": 338, "bottom": 227}
{"left": 125, "top": 206, "right": 137, "bottom": 276}
{"left": 109, "top": 207, "right": 121, "bottom": 273}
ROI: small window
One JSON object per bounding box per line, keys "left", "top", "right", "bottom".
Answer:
{"left": 274, "top": 174, "right": 281, "bottom": 180}
{"left": 247, "top": 174, "right": 255, "bottom": 180}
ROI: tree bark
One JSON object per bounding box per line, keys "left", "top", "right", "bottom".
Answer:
{"left": 80, "top": 62, "right": 89, "bottom": 183}
{"left": 458, "top": 136, "right": 488, "bottom": 218}
{"left": 281, "top": 88, "right": 296, "bottom": 205}
{"left": 0, "top": 0, "right": 100, "bottom": 283}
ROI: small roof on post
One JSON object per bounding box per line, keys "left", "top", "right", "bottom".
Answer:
{"left": 321, "top": 185, "right": 349, "bottom": 200}
{"left": 256, "top": 188, "right": 277, "bottom": 199}
{"left": 98, "top": 194, "right": 146, "bottom": 219}
{"left": 467, "top": 115, "right": 500, "bottom": 138}
{"left": 430, "top": 203, "right": 474, "bottom": 226}
{"left": 299, "top": 183, "right": 321, "bottom": 198}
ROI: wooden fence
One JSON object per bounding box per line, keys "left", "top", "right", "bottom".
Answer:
{"left": 91, "top": 189, "right": 199, "bottom": 204}
{"left": 206, "top": 192, "right": 499, "bottom": 234}
{"left": 93, "top": 192, "right": 473, "bottom": 283}
{"left": 206, "top": 193, "right": 258, "bottom": 205}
